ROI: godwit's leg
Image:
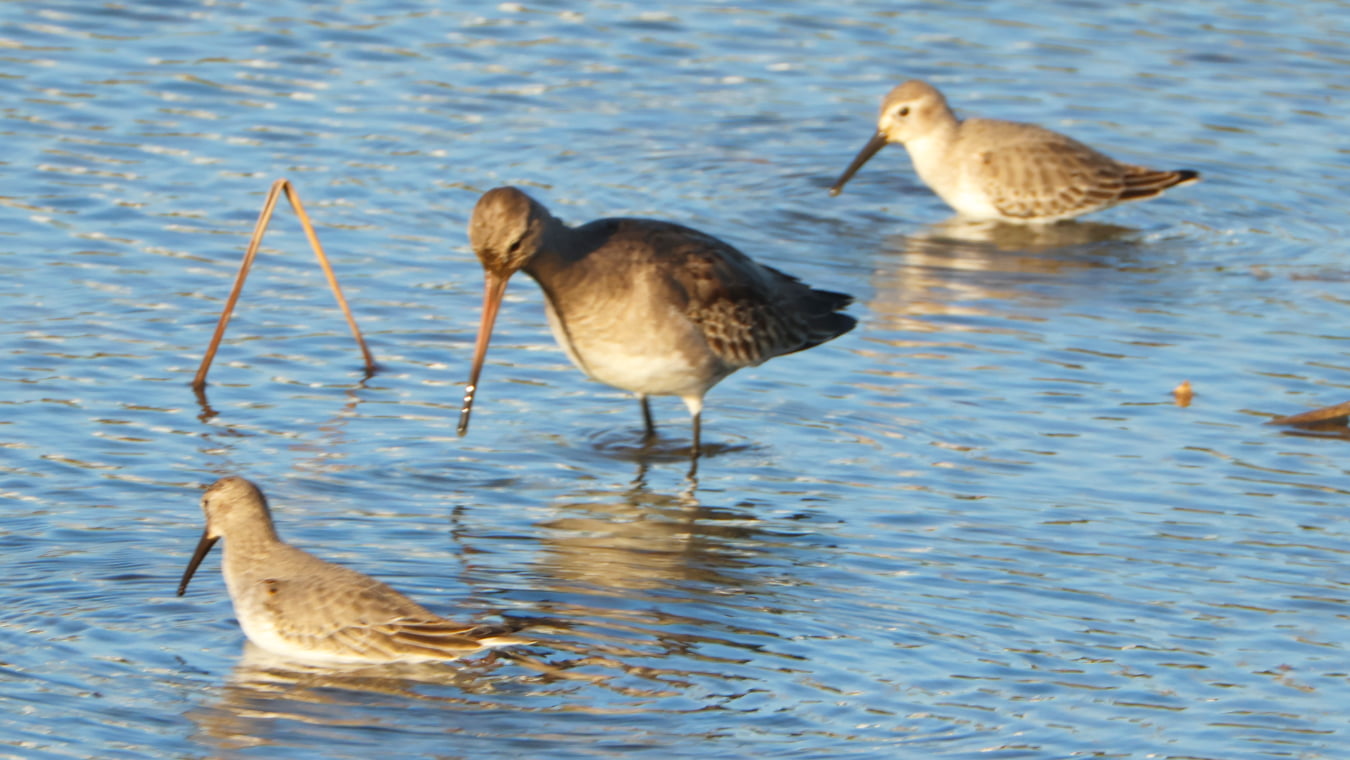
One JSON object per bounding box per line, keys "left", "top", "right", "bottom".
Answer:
{"left": 690, "top": 411, "right": 702, "bottom": 457}
{"left": 686, "top": 411, "right": 702, "bottom": 479}
{"left": 671, "top": 395, "right": 704, "bottom": 477}
{"left": 192, "top": 179, "right": 375, "bottom": 391}
{"left": 639, "top": 395, "right": 656, "bottom": 441}
{"left": 680, "top": 395, "right": 705, "bottom": 461}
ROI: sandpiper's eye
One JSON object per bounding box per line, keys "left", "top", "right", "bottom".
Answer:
{"left": 507, "top": 238, "right": 522, "bottom": 255}
{"left": 897, "top": 106, "right": 910, "bottom": 117}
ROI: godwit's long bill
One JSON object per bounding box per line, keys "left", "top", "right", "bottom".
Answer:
{"left": 177, "top": 476, "right": 527, "bottom": 664}
{"left": 829, "top": 79, "right": 1199, "bottom": 223}
{"left": 457, "top": 186, "right": 856, "bottom": 467}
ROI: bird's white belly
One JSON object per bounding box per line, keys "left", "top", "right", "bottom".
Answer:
{"left": 934, "top": 181, "right": 1003, "bottom": 220}
{"left": 909, "top": 149, "right": 1001, "bottom": 220}
{"left": 542, "top": 296, "right": 722, "bottom": 398}
{"left": 582, "top": 346, "right": 714, "bottom": 396}
{"left": 235, "top": 613, "right": 332, "bottom": 662}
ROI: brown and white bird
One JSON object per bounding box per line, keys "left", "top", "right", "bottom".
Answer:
{"left": 830, "top": 79, "right": 1199, "bottom": 223}
{"left": 178, "top": 476, "right": 526, "bottom": 664}
{"left": 457, "top": 186, "right": 856, "bottom": 461}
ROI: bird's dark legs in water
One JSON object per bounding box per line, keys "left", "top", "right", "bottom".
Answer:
{"left": 637, "top": 395, "right": 701, "bottom": 479}
{"left": 687, "top": 411, "right": 702, "bottom": 479}
{"left": 690, "top": 411, "right": 702, "bottom": 458}
{"left": 640, "top": 396, "right": 656, "bottom": 443}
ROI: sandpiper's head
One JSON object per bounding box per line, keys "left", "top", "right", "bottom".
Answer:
{"left": 829, "top": 79, "right": 955, "bottom": 196}
{"left": 468, "top": 186, "right": 555, "bottom": 278}
{"left": 874, "top": 79, "right": 952, "bottom": 144}
{"left": 199, "top": 476, "right": 273, "bottom": 539}
{"left": 177, "top": 476, "right": 275, "bottom": 596}
{"left": 458, "top": 187, "right": 558, "bottom": 437}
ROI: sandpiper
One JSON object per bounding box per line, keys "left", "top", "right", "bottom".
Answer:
{"left": 830, "top": 79, "right": 1199, "bottom": 223}
{"left": 457, "top": 186, "right": 856, "bottom": 463}
{"left": 178, "top": 476, "right": 526, "bottom": 664}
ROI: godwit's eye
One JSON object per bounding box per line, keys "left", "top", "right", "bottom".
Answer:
{"left": 897, "top": 106, "right": 910, "bottom": 117}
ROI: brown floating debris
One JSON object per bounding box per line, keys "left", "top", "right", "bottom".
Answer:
{"left": 192, "top": 178, "right": 375, "bottom": 390}
{"left": 1268, "top": 400, "right": 1350, "bottom": 429}
{"left": 1172, "top": 380, "right": 1193, "bottom": 407}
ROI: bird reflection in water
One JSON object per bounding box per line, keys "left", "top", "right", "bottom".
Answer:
{"left": 866, "top": 217, "right": 1145, "bottom": 337}
{"left": 187, "top": 644, "right": 535, "bottom": 753}
{"left": 520, "top": 479, "right": 801, "bottom": 686}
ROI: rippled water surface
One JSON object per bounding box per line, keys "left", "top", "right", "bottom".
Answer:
{"left": 3, "top": 1, "right": 1349, "bottom": 758}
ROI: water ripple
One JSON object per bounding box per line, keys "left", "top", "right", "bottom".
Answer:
{"left": 2, "top": 0, "right": 1349, "bottom": 758}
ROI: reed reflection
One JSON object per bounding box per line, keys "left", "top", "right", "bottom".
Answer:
{"left": 192, "top": 380, "right": 373, "bottom": 471}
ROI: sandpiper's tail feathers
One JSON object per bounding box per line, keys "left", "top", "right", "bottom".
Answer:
{"left": 456, "top": 619, "right": 536, "bottom": 648}
{"left": 805, "top": 286, "right": 854, "bottom": 314}
{"left": 798, "top": 286, "right": 858, "bottom": 352}
{"left": 1120, "top": 167, "right": 1200, "bottom": 202}
{"left": 360, "top": 623, "right": 530, "bottom": 660}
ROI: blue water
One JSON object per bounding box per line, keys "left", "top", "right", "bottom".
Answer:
{"left": 2, "top": 1, "right": 1349, "bottom": 758}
